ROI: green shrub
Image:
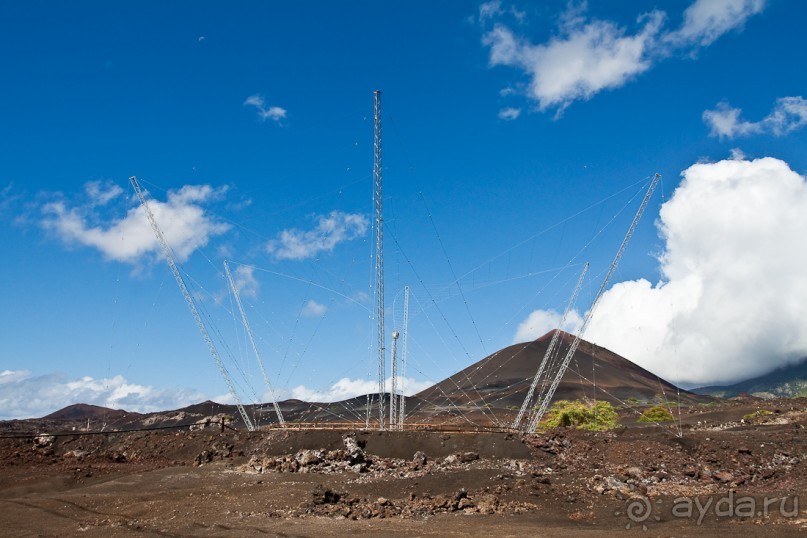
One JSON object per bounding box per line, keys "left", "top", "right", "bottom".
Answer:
{"left": 742, "top": 409, "right": 773, "bottom": 421}
{"left": 637, "top": 405, "right": 675, "bottom": 423}
{"left": 541, "top": 400, "right": 620, "bottom": 431}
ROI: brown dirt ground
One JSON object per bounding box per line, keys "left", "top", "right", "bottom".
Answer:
{"left": 1, "top": 399, "right": 806, "bottom": 537}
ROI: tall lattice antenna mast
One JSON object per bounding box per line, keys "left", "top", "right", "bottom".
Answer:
{"left": 223, "top": 260, "right": 285, "bottom": 428}
{"left": 513, "top": 262, "right": 588, "bottom": 431}
{"left": 398, "top": 286, "right": 409, "bottom": 429}
{"left": 389, "top": 330, "right": 400, "bottom": 428}
{"left": 373, "top": 90, "right": 386, "bottom": 430}
{"left": 528, "top": 174, "right": 661, "bottom": 433}
{"left": 129, "top": 176, "right": 255, "bottom": 431}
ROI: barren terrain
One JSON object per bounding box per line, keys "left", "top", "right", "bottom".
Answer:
{"left": 1, "top": 398, "right": 806, "bottom": 536}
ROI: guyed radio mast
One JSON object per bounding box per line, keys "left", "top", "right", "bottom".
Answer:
{"left": 130, "top": 176, "right": 255, "bottom": 431}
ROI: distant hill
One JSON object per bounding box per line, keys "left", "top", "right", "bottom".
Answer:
{"left": 693, "top": 357, "right": 807, "bottom": 399}
{"left": 414, "top": 330, "right": 710, "bottom": 410}
{"left": 43, "top": 403, "right": 137, "bottom": 421}
{"left": 31, "top": 332, "right": 710, "bottom": 431}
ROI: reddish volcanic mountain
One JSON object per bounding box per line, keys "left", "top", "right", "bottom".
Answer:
{"left": 43, "top": 403, "right": 139, "bottom": 422}
{"left": 413, "top": 330, "right": 708, "bottom": 412}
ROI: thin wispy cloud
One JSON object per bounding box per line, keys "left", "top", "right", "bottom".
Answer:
{"left": 0, "top": 182, "right": 23, "bottom": 219}
{"left": 665, "top": 0, "right": 765, "bottom": 47}
{"left": 266, "top": 210, "right": 368, "bottom": 261}
{"left": 477, "top": 0, "right": 523, "bottom": 25}
{"left": 232, "top": 264, "right": 260, "bottom": 299}
{"left": 41, "top": 183, "right": 230, "bottom": 265}
{"left": 301, "top": 299, "right": 327, "bottom": 317}
{"left": 244, "top": 94, "right": 287, "bottom": 124}
{"left": 352, "top": 290, "right": 370, "bottom": 304}
{"left": 497, "top": 107, "right": 521, "bottom": 120}
{"left": 479, "top": 0, "right": 503, "bottom": 22}
{"left": 482, "top": 0, "right": 767, "bottom": 116}
{"left": 703, "top": 96, "right": 807, "bottom": 138}
{"left": 85, "top": 180, "right": 123, "bottom": 206}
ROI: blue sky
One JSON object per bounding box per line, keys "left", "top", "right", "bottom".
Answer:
{"left": 2, "top": 1, "right": 807, "bottom": 419}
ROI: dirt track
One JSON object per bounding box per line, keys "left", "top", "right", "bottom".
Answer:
{"left": 1, "top": 400, "right": 806, "bottom": 536}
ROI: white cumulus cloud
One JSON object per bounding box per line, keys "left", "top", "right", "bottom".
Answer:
{"left": 704, "top": 96, "right": 807, "bottom": 139}
{"left": 0, "top": 370, "right": 206, "bottom": 420}
{"left": 244, "top": 94, "right": 287, "bottom": 123}
{"left": 289, "top": 376, "right": 434, "bottom": 403}
{"left": 41, "top": 183, "right": 230, "bottom": 264}
{"left": 481, "top": 0, "right": 767, "bottom": 115}
{"left": 267, "top": 210, "right": 368, "bottom": 261}
{"left": 484, "top": 12, "right": 664, "bottom": 114}
{"left": 513, "top": 308, "right": 583, "bottom": 343}
{"left": 544, "top": 156, "right": 807, "bottom": 386}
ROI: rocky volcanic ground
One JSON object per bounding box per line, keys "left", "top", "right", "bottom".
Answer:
{"left": 1, "top": 398, "right": 806, "bottom": 536}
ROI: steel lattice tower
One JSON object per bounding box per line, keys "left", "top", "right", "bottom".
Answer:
{"left": 130, "top": 176, "right": 254, "bottom": 431}
{"left": 389, "top": 330, "right": 399, "bottom": 428}
{"left": 373, "top": 90, "right": 386, "bottom": 430}
{"left": 398, "top": 285, "right": 409, "bottom": 429}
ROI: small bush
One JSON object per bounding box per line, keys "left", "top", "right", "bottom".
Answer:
{"left": 541, "top": 400, "right": 620, "bottom": 431}
{"left": 637, "top": 405, "right": 675, "bottom": 423}
{"left": 742, "top": 409, "right": 773, "bottom": 421}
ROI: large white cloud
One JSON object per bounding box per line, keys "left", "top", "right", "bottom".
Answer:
{"left": 41, "top": 183, "right": 230, "bottom": 264}
{"left": 482, "top": 0, "right": 767, "bottom": 115}
{"left": 517, "top": 157, "right": 807, "bottom": 386}
{"left": 266, "top": 210, "right": 368, "bottom": 261}
{"left": 704, "top": 96, "right": 807, "bottom": 138}
{"left": 0, "top": 370, "right": 206, "bottom": 420}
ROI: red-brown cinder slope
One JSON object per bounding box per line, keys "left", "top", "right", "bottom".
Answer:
{"left": 414, "top": 330, "right": 708, "bottom": 410}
